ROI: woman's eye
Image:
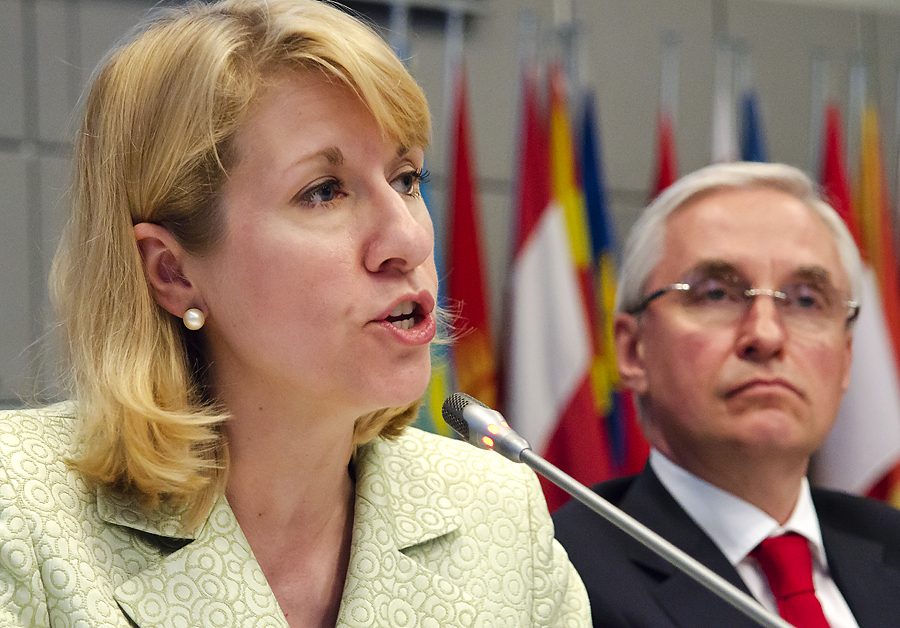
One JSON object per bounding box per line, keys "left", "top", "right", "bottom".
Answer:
{"left": 295, "top": 179, "right": 345, "bottom": 206}
{"left": 391, "top": 168, "right": 430, "bottom": 197}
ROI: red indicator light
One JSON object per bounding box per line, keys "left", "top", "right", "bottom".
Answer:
{"left": 487, "top": 424, "right": 500, "bottom": 435}
{"left": 501, "top": 421, "right": 510, "bottom": 428}
{"left": 481, "top": 435, "right": 495, "bottom": 449}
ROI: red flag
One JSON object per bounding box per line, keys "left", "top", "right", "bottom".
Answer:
{"left": 447, "top": 64, "right": 497, "bottom": 409}
{"left": 650, "top": 110, "right": 679, "bottom": 197}
{"left": 503, "top": 64, "right": 607, "bottom": 511}
{"left": 812, "top": 103, "right": 900, "bottom": 506}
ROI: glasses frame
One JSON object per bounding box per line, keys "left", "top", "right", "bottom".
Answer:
{"left": 626, "top": 282, "right": 860, "bottom": 327}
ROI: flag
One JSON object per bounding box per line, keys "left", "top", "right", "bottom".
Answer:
{"left": 446, "top": 63, "right": 497, "bottom": 409}
{"left": 811, "top": 103, "right": 900, "bottom": 505}
{"left": 711, "top": 42, "right": 738, "bottom": 164}
{"left": 503, "top": 63, "right": 605, "bottom": 511}
{"left": 739, "top": 90, "right": 767, "bottom": 162}
{"left": 412, "top": 167, "right": 454, "bottom": 437}
{"left": 580, "top": 90, "right": 649, "bottom": 476}
{"left": 650, "top": 109, "right": 679, "bottom": 197}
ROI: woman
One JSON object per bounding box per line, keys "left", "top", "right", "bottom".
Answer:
{"left": 0, "top": 1, "right": 589, "bottom": 626}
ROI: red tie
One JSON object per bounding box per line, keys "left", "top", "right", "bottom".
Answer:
{"left": 751, "top": 533, "right": 831, "bottom": 628}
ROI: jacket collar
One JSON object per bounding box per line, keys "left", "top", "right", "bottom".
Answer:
{"left": 620, "top": 466, "right": 764, "bottom": 628}
{"left": 105, "top": 431, "right": 473, "bottom": 627}
{"left": 96, "top": 485, "right": 194, "bottom": 540}
{"left": 336, "top": 432, "right": 480, "bottom": 626}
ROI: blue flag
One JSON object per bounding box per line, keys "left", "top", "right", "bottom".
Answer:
{"left": 740, "top": 91, "right": 767, "bottom": 162}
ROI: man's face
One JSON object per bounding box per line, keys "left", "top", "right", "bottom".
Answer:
{"left": 616, "top": 186, "right": 854, "bottom": 478}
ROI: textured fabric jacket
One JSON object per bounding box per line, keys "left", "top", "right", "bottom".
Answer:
{"left": 0, "top": 404, "right": 589, "bottom": 627}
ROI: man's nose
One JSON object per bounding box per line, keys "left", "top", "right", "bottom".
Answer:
{"left": 735, "top": 292, "right": 788, "bottom": 361}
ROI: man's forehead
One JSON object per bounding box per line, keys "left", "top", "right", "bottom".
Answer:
{"left": 656, "top": 186, "right": 848, "bottom": 285}
{"left": 676, "top": 257, "right": 840, "bottom": 286}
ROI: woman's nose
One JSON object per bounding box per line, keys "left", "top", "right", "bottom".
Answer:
{"left": 363, "top": 184, "right": 434, "bottom": 275}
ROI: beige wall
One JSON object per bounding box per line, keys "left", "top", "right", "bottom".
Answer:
{"left": 1, "top": 0, "right": 898, "bottom": 404}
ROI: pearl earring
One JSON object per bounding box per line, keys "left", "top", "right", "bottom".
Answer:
{"left": 182, "top": 308, "right": 205, "bottom": 331}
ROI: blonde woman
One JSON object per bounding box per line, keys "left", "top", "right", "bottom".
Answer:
{"left": 0, "top": 1, "right": 588, "bottom": 626}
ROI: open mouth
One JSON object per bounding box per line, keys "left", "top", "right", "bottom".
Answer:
{"left": 385, "top": 301, "right": 425, "bottom": 330}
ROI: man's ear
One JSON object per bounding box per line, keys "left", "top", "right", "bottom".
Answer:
{"left": 133, "top": 222, "right": 202, "bottom": 319}
{"left": 615, "top": 313, "right": 648, "bottom": 395}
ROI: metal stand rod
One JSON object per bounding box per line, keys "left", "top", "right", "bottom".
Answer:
{"left": 521, "top": 449, "right": 795, "bottom": 628}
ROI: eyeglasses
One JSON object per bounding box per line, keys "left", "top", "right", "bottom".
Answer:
{"left": 626, "top": 276, "right": 860, "bottom": 332}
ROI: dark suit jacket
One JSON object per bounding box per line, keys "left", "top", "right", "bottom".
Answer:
{"left": 552, "top": 464, "right": 900, "bottom": 628}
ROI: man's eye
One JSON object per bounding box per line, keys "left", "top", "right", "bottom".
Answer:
{"left": 688, "top": 279, "right": 741, "bottom": 304}
{"left": 786, "top": 283, "right": 829, "bottom": 310}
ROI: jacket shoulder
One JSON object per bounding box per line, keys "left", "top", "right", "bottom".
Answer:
{"left": 370, "top": 426, "right": 533, "bottom": 486}
{"left": 812, "top": 486, "right": 900, "bottom": 539}
{"left": 0, "top": 402, "right": 79, "bottom": 480}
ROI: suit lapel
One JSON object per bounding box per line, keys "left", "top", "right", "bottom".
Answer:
{"left": 820, "top": 516, "right": 900, "bottom": 627}
{"left": 111, "top": 496, "right": 288, "bottom": 628}
{"left": 621, "top": 467, "right": 764, "bottom": 628}
{"left": 336, "top": 436, "right": 480, "bottom": 627}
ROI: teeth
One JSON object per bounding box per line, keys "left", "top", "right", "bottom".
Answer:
{"left": 389, "top": 301, "right": 415, "bottom": 317}
{"left": 390, "top": 318, "right": 415, "bottom": 330}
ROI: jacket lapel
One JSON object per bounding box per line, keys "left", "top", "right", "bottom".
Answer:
{"left": 336, "top": 436, "right": 479, "bottom": 627}
{"left": 103, "top": 433, "right": 484, "bottom": 628}
{"left": 621, "top": 467, "right": 764, "bottom": 628}
{"left": 109, "top": 496, "right": 288, "bottom": 628}
{"left": 820, "top": 517, "right": 900, "bottom": 627}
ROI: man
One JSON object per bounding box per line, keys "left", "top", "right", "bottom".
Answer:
{"left": 553, "top": 162, "right": 900, "bottom": 628}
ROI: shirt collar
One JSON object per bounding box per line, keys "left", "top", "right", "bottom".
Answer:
{"left": 649, "top": 449, "right": 826, "bottom": 568}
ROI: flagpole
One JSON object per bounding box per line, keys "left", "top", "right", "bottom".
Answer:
{"left": 848, "top": 55, "right": 866, "bottom": 184}
{"left": 511, "top": 8, "right": 540, "bottom": 262}
{"left": 660, "top": 32, "right": 680, "bottom": 124}
{"left": 712, "top": 38, "right": 736, "bottom": 164}
{"left": 552, "top": 0, "right": 581, "bottom": 124}
{"left": 809, "top": 53, "right": 828, "bottom": 177}
{"left": 893, "top": 62, "right": 900, "bottom": 247}
{"left": 387, "top": 0, "right": 410, "bottom": 60}
{"left": 444, "top": 1, "right": 465, "bottom": 187}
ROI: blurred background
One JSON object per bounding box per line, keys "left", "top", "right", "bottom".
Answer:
{"left": 2, "top": 0, "right": 900, "bottom": 507}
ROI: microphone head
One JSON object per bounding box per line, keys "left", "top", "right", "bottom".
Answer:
{"left": 441, "top": 392, "right": 487, "bottom": 440}
{"left": 441, "top": 392, "right": 531, "bottom": 462}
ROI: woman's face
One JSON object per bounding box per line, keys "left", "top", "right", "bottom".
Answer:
{"left": 185, "top": 71, "right": 437, "bottom": 421}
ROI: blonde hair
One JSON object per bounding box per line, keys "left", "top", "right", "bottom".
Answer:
{"left": 51, "top": 0, "right": 431, "bottom": 528}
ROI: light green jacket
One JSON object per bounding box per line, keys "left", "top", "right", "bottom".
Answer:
{"left": 0, "top": 404, "right": 589, "bottom": 627}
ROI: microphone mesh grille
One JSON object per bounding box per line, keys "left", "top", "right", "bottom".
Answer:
{"left": 441, "top": 393, "right": 470, "bottom": 439}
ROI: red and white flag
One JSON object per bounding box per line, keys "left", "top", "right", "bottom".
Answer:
{"left": 502, "top": 63, "right": 603, "bottom": 511}
{"left": 812, "top": 103, "right": 900, "bottom": 503}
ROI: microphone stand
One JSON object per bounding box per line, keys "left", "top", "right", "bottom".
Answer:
{"left": 520, "top": 449, "right": 794, "bottom": 628}
{"left": 442, "top": 392, "right": 793, "bottom": 628}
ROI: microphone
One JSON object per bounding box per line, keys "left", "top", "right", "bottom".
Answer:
{"left": 441, "top": 392, "right": 792, "bottom": 628}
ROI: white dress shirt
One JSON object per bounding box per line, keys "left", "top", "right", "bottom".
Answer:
{"left": 650, "top": 450, "right": 859, "bottom": 628}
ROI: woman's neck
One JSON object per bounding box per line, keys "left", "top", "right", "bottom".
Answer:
{"left": 224, "top": 403, "right": 358, "bottom": 628}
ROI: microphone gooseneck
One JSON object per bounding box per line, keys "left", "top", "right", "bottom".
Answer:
{"left": 440, "top": 392, "right": 793, "bottom": 628}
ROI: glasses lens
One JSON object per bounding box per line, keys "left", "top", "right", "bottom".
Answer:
{"left": 777, "top": 282, "right": 846, "bottom": 331}
{"left": 673, "top": 278, "right": 849, "bottom": 331}
{"left": 676, "top": 277, "right": 748, "bottom": 324}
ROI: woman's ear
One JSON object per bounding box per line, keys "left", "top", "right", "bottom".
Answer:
{"left": 615, "top": 313, "right": 648, "bottom": 395}
{"left": 133, "top": 222, "right": 201, "bottom": 318}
